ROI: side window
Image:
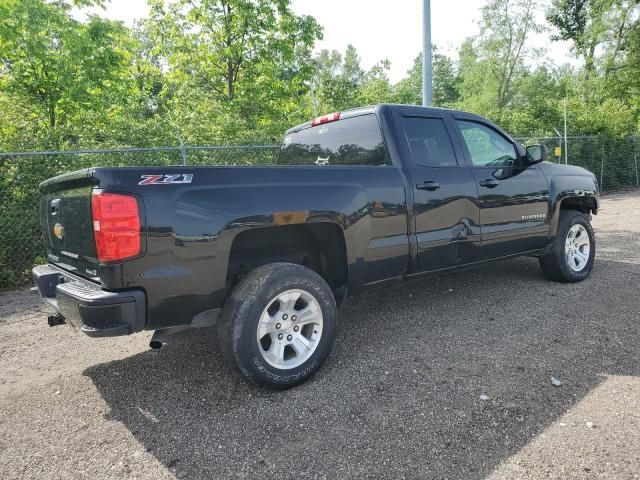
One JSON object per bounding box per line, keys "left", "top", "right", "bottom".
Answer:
{"left": 457, "top": 121, "right": 518, "bottom": 167}
{"left": 401, "top": 117, "right": 457, "bottom": 167}
{"left": 278, "top": 115, "right": 389, "bottom": 166}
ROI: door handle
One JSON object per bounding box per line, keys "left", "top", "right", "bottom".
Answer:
{"left": 417, "top": 181, "right": 440, "bottom": 191}
{"left": 479, "top": 179, "right": 499, "bottom": 188}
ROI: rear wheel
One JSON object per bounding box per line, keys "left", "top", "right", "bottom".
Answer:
{"left": 219, "top": 262, "right": 337, "bottom": 389}
{"left": 539, "top": 210, "right": 595, "bottom": 282}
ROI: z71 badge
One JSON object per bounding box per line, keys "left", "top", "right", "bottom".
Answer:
{"left": 138, "top": 174, "right": 193, "bottom": 185}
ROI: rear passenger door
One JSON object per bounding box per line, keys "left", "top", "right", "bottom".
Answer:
{"left": 396, "top": 113, "right": 481, "bottom": 272}
{"left": 453, "top": 119, "right": 550, "bottom": 259}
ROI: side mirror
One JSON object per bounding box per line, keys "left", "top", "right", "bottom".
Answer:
{"left": 525, "top": 144, "right": 547, "bottom": 165}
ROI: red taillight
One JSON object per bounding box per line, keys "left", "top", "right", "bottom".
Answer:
{"left": 91, "top": 192, "right": 141, "bottom": 262}
{"left": 311, "top": 112, "right": 340, "bottom": 126}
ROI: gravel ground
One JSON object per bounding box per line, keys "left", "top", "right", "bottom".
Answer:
{"left": 1, "top": 192, "right": 639, "bottom": 480}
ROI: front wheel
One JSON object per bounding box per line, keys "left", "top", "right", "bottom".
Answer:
{"left": 218, "top": 262, "right": 337, "bottom": 389}
{"left": 539, "top": 210, "right": 595, "bottom": 282}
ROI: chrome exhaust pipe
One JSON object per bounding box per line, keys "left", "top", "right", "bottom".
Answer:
{"left": 48, "top": 314, "right": 66, "bottom": 327}
{"left": 149, "top": 326, "right": 189, "bottom": 349}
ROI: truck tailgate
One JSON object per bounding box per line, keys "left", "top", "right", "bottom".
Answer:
{"left": 39, "top": 169, "right": 100, "bottom": 279}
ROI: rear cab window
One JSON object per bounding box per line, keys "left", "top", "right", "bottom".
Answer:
{"left": 278, "top": 114, "right": 389, "bottom": 166}
{"left": 400, "top": 117, "right": 458, "bottom": 167}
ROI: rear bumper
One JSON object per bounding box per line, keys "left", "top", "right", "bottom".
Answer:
{"left": 32, "top": 264, "right": 146, "bottom": 337}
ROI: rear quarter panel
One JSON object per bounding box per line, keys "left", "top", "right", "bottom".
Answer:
{"left": 92, "top": 165, "right": 408, "bottom": 329}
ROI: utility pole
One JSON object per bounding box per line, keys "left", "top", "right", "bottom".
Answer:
{"left": 563, "top": 97, "right": 568, "bottom": 165}
{"left": 422, "top": 0, "right": 432, "bottom": 106}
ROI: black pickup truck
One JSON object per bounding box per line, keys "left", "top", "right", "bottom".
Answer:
{"left": 33, "top": 104, "right": 599, "bottom": 388}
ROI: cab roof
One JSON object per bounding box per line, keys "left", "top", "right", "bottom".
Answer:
{"left": 285, "top": 103, "right": 482, "bottom": 135}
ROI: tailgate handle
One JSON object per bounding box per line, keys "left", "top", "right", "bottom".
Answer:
{"left": 50, "top": 198, "right": 61, "bottom": 215}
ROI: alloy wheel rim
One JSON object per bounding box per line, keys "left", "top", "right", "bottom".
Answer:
{"left": 565, "top": 224, "right": 591, "bottom": 272}
{"left": 256, "top": 289, "right": 323, "bottom": 370}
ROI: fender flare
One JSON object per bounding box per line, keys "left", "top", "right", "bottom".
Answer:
{"left": 549, "top": 191, "right": 599, "bottom": 237}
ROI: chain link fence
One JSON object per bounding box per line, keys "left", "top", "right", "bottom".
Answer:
{"left": 514, "top": 136, "right": 640, "bottom": 191}
{"left": 0, "top": 145, "right": 279, "bottom": 289}
{"left": 1, "top": 137, "right": 639, "bottom": 290}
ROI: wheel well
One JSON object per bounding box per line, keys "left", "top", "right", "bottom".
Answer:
{"left": 227, "top": 223, "right": 348, "bottom": 301}
{"left": 560, "top": 196, "right": 597, "bottom": 215}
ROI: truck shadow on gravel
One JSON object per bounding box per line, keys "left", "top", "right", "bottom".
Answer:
{"left": 84, "top": 253, "right": 639, "bottom": 479}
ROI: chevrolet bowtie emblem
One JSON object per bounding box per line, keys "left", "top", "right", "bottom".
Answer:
{"left": 53, "top": 223, "right": 64, "bottom": 240}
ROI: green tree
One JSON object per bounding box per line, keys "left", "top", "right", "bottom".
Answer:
{"left": 393, "top": 54, "right": 423, "bottom": 105}
{"left": 343, "top": 45, "right": 365, "bottom": 85}
{"left": 547, "top": 1, "right": 640, "bottom": 84}
{"left": 546, "top": 0, "right": 605, "bottom": 81}
{"left": 0, "top": 0, "right": 133, "bottom": 146}
{"left": 546, "top": 0, "right": 640, "bottom": 129}
{"left": 456, "top": 38, "right": 500, "bottom": 118}
{"left": 148, "top": 0, "right": 321, "bottom": 102}
{"left": 312, "top": 46, "right": 363, "bottom": 112}
{"left": 477, "top": 0, "right": 543, "bottom": 109}
{"left": 392, "top": 50, "right": 460, "bottom": 106}
{"left": 500, "top": 66, "right": 566, "bottom": 135}
{"left": 142, "top": 0, "right": 321, "bottom": 142}
{"left": 617, "top": 17, "right": 640, "bottom": 105}
{"left": 433, "top": 52, "right": 460, "bottom": 106}
{"left": 358, "top": 60, "right": 394, "bottom": 105}
{"left": 311, "top": 45, "right": 396, "bottom": 112}
{"left": 598, "top": 1, "right": 640, "bottom": 110}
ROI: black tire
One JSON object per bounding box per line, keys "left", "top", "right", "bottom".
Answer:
{"left": 539, "top": 210, "right": 595, "bottom": 282}
{"left": 218, "top": 262, "right": 337, "bottom": 389}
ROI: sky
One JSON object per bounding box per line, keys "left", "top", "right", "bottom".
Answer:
{"left": 73, "top": 0, "right": 576, "bottom": 84}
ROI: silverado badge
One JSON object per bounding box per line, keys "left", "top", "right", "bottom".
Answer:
{"left": 53, "top": 223, "right": 64, "bottom": 240}
{"left": 521, "top": 213, "right": 547, "bottom": 221}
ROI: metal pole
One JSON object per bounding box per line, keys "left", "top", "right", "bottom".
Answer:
{"left": 310, "top": 79, "right": 317, "bottom": 117}
{"left": 176, "top": 133, "right": 187, "bottom": 166}
{"left": 563, "top": 97, "right": 568, "bottom": 165}
{"left": 634, "top": 151, "right": 639, "bottom": 188}
{"left": 422, "top": 0, "right": 432, "bottom": 106}
{"left": 554, "top": 128, "right": 562, "bottom": 164}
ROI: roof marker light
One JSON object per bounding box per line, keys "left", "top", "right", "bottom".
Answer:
{"left": 311, "top": 112, "right": 341, "bottom": 127}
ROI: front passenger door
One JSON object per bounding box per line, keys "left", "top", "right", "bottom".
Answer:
{"left": 398, "top": 114, "right": 481, "bottom": 272}
{"left": 455, "top": 120, "right": 550, "bottom": 259}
